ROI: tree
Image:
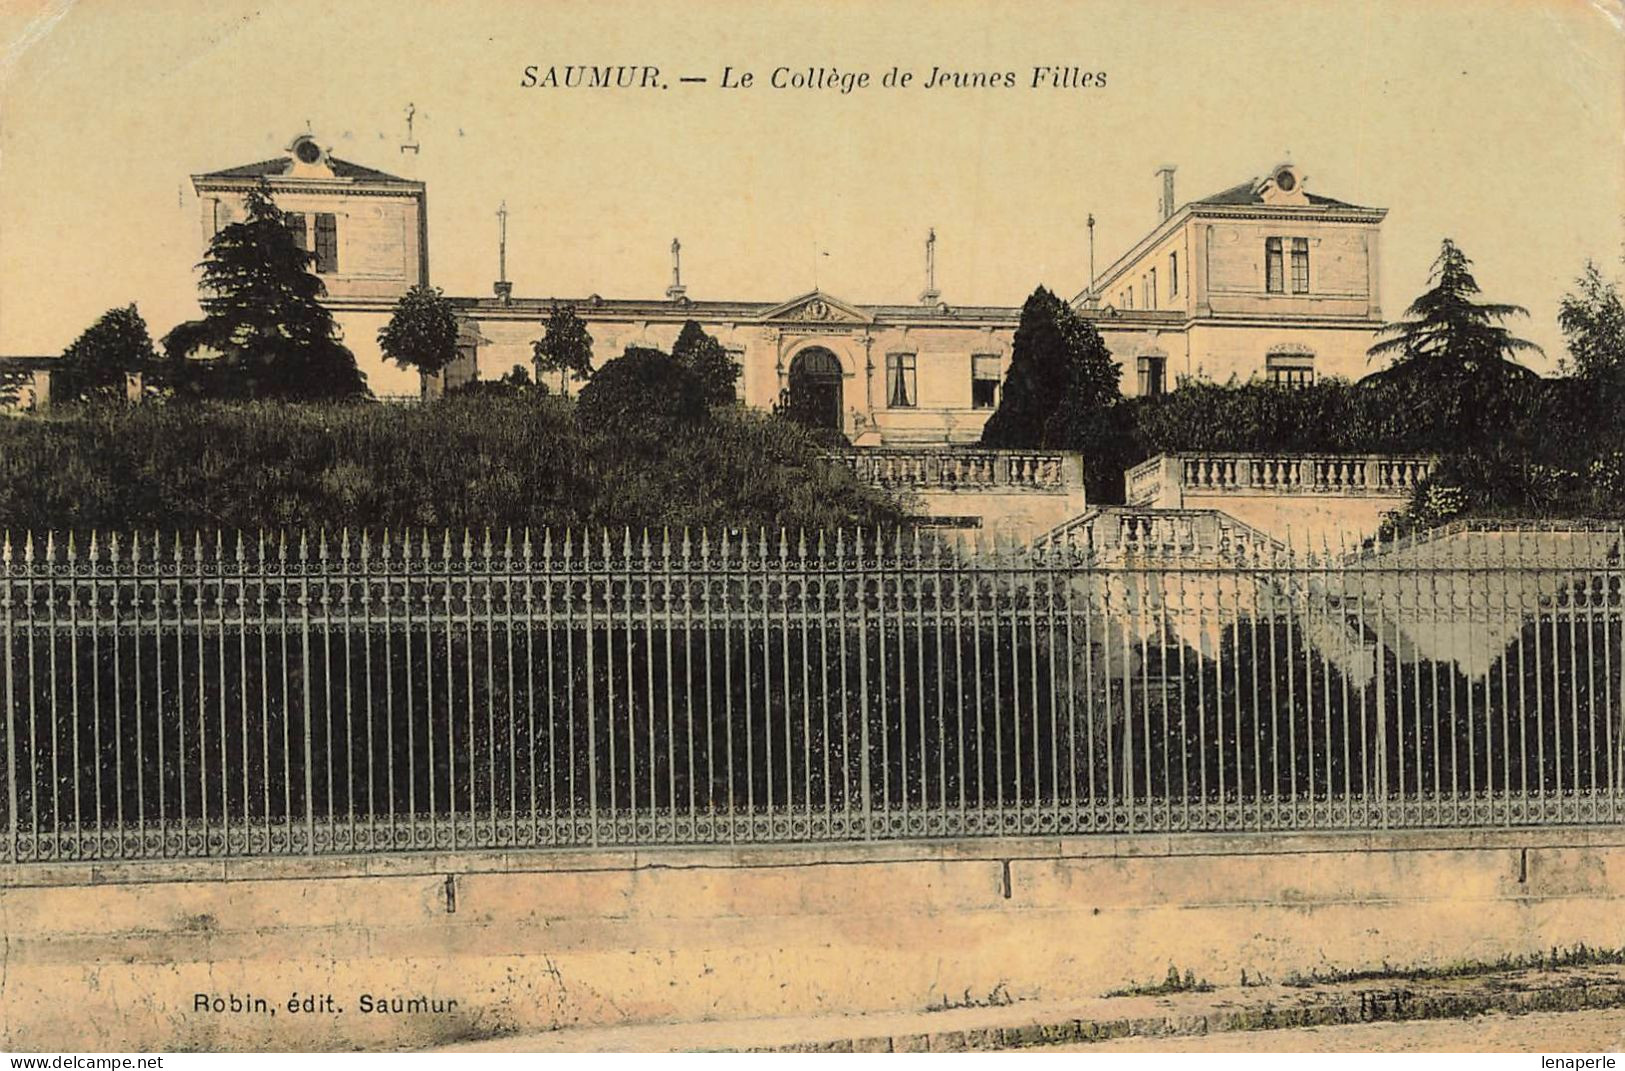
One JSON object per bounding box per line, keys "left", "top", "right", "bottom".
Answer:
{"left": 163, "top": 183, "right": 368, "bottom": 401}
{"left": 379, "top": 285, "right": 460, "bottom": 378}
{"left": 532, "top": 303, "right": 594, "bottom": 395}
{"left": 981, "top": 285, "right": 1123, "bottom": 451}
{"left": 1361, "top": 239, "right": 1542, "bottom": 449}
{"left": 0, "top": 370, "right": 26, "bottom": 410}
{"left": 1558, "top": 260, "right": 1625, "bottom": 381}
{"left": 1364, "top": 239, "right": 1540, "bottom": 387}
{"left": 576, "top": 346, "right": 707, "bottom": 432}
{"left": 671, "top": 320, "right": 740, "bottom": 406}
{"left": 56, "top": 303, "right": 158, "bottom": 403}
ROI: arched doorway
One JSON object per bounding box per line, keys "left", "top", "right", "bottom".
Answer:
{"left": 785, "top": 346, "right": 844, "bottom": 432}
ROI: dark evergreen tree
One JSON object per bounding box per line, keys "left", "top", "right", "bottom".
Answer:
{"left": 532, "top": 303, "right": 595, "bottom": 395}
{"left": 980, "top": 286, "right": 1124, "bottom": 491}
{"left": 576, "top": 346, "right": 707, "bottom": 431}
{"left": 671, "top": 320, "right": 740, "bottom": 406}
{"left": 163, "top": 183, "right": 368, "bottom": 401}
{"left": 56, "top": 303, "right": 158, "bottom": 403}
{"left": 1364, "top": 239, "right": 1540, "bottom": 385}
{"left": 980, "top": 287, "right": 1073, "bottom": 448}
{"left": 1362, "top": 239, "right": 1541, "bottom": 449}
{"left": 379, "top": 285, "right": 461, "bottom": 378}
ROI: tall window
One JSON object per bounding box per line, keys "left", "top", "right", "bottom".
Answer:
{"left": 1290, "top": 237, "right": 1310, "bottom": 293}
{"left": 314, "top": 213, "right": 339, "bottom": 274}
{"left": 1137, "top": 354, "right": 1166, "bottom": 397}
{"left": 1169, "top": 251, "right": 1179, "bottom": 296}
{"left": 1149, "top": 267, "right": 1158, "bottom": 309}
{"left": 971, "top": 354, "right": 1001, "bottom": 409}
{"left": 1267, "top": 351, "right": 1315, "bottom": 388}
{"left": 283, "top": 212, "right": 307, "bottom": 252}
{"left": 1123, "top": 288, "right": 1133, "bottom": 310}
{"left": 886, "top": 352, "right": 917, "bottom": 408}
{"left": 1265, "top": 237, "right": 1284, "bottom": 293}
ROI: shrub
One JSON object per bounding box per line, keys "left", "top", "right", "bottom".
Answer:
{"left": 0, "top": 395, "right": 908, "bottom": 534}
{"left": 576, "top": 347, "right": 709, "bottom": 432}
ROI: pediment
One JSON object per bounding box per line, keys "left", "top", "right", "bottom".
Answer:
{"left": 758, "top": 290, "right": 873, "bottom": 325}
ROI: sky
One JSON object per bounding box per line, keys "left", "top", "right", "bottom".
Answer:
{"left": 0, "top": 0, "right": 1621, "bottom": 373}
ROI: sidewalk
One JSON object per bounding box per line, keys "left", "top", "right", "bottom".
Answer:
{"left": 439, "top": 962, "right": 1625, "bottom": 1052}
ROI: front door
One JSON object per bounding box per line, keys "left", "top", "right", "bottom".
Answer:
{"left": 787, "top": 347, "right": 844, "bottom": 432}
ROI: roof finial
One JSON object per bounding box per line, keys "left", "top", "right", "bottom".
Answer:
{"left": 666, "top": 237, "right": 687, "bottom": 301}
{"left": 401, "top": 102, "right": 419, "bottom": 156}
{"left": 1082, "top": 213, "right": 1099, "bottom": 310}
{"left": 919, "top": 227, "right": 941, "bottom": 306}
{"left": 494, "top": 200, "right": 513, "bottom": 304}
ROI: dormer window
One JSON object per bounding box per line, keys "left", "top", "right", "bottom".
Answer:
{"left": 293, "top": 137, "right": 323, "bottom": 165}
{"left": 1274, "top": 169, "right": 1296, "bottom": 192}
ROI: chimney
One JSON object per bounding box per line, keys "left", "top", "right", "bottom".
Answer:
{"left": 1156, "top": 165, "right": 1177, "bottom": 221}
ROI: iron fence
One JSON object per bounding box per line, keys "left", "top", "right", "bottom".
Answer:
{"left": 0, "top": 523, "right": 1621, "bottom": 863}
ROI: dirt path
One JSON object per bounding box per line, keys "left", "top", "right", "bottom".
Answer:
{"left": 1054, "top": 1008, "right": 1625, "bottom": 1052}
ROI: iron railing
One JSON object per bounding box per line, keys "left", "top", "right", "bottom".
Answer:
{"left": 0, "top": 524, "right": 1621, "bottom": 863}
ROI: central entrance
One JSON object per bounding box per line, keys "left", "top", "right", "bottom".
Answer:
{"left": 786, "top": 347, "right": 844, "bottom": 433}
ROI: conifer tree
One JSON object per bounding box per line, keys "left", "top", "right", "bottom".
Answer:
{"left": 1364, "top": 238, "right": 1540, "bottom": 385}
{"left": 57, "top": 303, "right": 158, "bottom": 402}
{"left": 163, "top": 182, "right": 368, "bottom": 400}
{"left": 980, "top": 285, "right": 1122, "bottom": 450}
{"left": 671, "top": 319, "right": 740, "bottom": 406}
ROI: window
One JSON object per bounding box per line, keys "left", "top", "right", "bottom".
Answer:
{"left": 1137, "top": 354, "right": 1166, "bottom": 397}
{"left": 1169, "top": 251, "right": 1179, "bottom": 296}
{"left": 314, "top": 213, "right": 339, "bottom": 274}
{"left": 971, "top": 353, "right": 1001, "bottom": 409}
{"left": 1265, "top": 237, "right": 1284, "bottom": 293}
{"left": 1267, "top": 351, "right": 1315, "bottom": 388}
{"left": 1123, "top": 288, "right": 1133, "bottom": 310}
{"left": 1291, "top": 237, "right": 1310, "bottom": 293}
{"left": 886, "top": 352, "right": 917, "bottom": 408}
{"left": 1149, "top": 267, "right": 1158, "bottom": 309}
{"left": 283, "top": 212, "right": 307, "bottom": 252}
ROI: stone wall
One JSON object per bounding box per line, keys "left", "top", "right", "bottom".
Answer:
{"left": 4, "top": 829, "right": 1624, "bottom": 1051}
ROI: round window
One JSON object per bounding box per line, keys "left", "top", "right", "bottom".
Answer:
{"left": 1275, "top": 169, "right": 1297, "bottom": 192}
{"left": 294, "top": 138, "right": 322, "bottom": 164}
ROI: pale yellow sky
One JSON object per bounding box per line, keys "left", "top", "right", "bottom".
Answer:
{"left": 1, "top": 0, "right": 1621, "bottom": 372}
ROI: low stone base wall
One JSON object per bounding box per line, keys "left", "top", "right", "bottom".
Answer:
{"left": 4, "top": 829, "right": 1624, "bottom": 1051}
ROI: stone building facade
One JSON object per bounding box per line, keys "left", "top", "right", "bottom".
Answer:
{"left": 185, "top": 136, "right": 1389, "bottom": 445}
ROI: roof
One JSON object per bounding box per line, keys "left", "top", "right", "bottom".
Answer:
{"left": 1194, "top": 177, "right": 1366, "bottom": 209}
{"left": 196, "top": 156, "right": 416, "bottom": 184}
